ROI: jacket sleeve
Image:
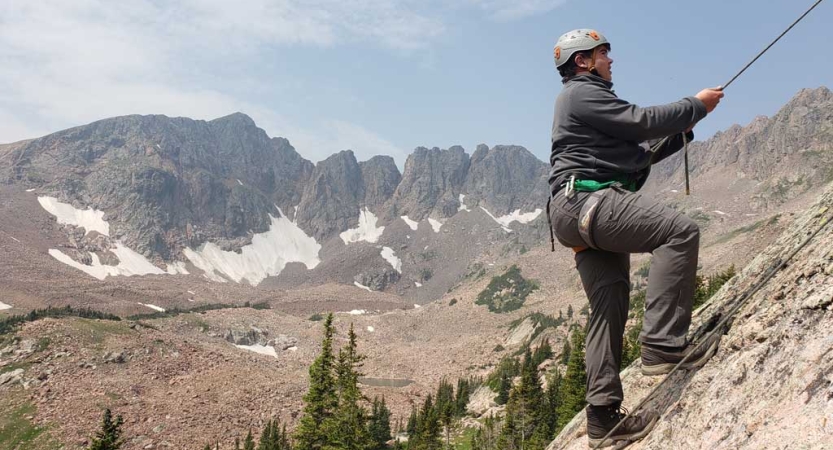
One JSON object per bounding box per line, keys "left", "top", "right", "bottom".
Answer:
{"left": 571, "top": 84, "right": 708, "bottom": 142}
{"left": 649, "top": 130, "right": 695, "bottom": 165}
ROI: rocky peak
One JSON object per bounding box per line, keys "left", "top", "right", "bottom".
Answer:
{"left": 646, "top": 87, "right": 833, "bottom": 205}
{"left": 464, "top": 144, "right": 549, "bottom": 215}
{"left": 360, "top": 155, "right": 401, "bottom": 211}
{"left": 389, "top": 146, "right": 470, "bottom": 220}
{"left": 295, "top": 150, "right": 365, "bottom": 240}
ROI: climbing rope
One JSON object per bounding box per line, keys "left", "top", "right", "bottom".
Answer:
{"left": 592, "top": 2, "right": 827, "bottom": 446}
{"left": 649, "top": 0, "right": 826, "bottom": 164}
{"left": 591, "top": 212, "right": 831, "bottom": 449}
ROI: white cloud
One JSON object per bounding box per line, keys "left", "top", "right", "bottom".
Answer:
{"left": 0, "top": 0, "right": 564, "bottom": 159}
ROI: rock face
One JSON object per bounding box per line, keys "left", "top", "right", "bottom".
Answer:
{"left": 388, "top": 146, "right": 470, "bottom": 220}
{"left": 647, "top": 87, "right": 833, "bottom": 209}
{"left": 464, "top": 144, "right": 549, "bottom": 215}
{"left": 360, "top": 155, "right": 401, "bottom": 211}
{"left": 295, "top": 150, "right": 366, "bottom": 241}
{"left": 547, "top": 182, "right": 833, "bottom": 449}
{"left": 2, "top": 113, "right": 314, "bottom": 260}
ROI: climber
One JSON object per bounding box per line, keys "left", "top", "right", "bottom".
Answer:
{"left": 547, "top": 29, "right": 725, "bottom": 447}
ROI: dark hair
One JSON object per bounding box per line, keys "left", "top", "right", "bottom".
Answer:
{"left": 558, "top": 49, "right": 592, "bottom": 81}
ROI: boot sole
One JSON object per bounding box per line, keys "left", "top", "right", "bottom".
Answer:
{"left": 587, "top": 415, "right": 659, "bottom": 448}
{"left": 641, "top": 336, "right": 720, "bottom": 376}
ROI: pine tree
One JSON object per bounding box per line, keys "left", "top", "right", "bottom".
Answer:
{"left": 321, "top": 323, "right": 374, "bottom": 450}
{"left": 368, "top": 397, "right": 392, "bottom": 450}
{"left": 295, "top": 314, "right": 338, "bottom": 450}
{"left": 454, "top": 378, "right": 470, "bottom": 416}
{"left": 258, "top": 420, "right": 274, "bottom": 450}
{"left": 499, "top": 348, "right": 547, "bottom": 450}
{"left": 235, "top": 438, "right": 241, "bottom": 450}
{"left": 556, "top": 327, "right": 587, "bottom": 432}
{"left": 243, "top": 430, "right": 256, "bottom": 450}
{"left": 495, "top": 371, "right": 511, "bottom": 405}
{"left": 560, "top": 339, "right": 571, "bottom": 365}
{"left": 88, "top": 409, "right": 125, "bottom": 450}
{"left": 566, "top": 305, "right": 574, "bottom": 319}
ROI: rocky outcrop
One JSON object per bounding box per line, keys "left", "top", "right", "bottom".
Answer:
{"left": 389, "top": 146, "right": 470, "bottom": 220}
{"left": 548, "top": 182, "right": 833, "bottom": 449}
{"left": 2, "top": 113, "right": 315, "bottom": 259}
{"left": 295, "top": 150, "right": 365, "bottom": 241}
{"left": 464, "top": 144, "right": 549, "bottom": 215}
{"left": 360, "top": 155, "right": 401, "bottom": 211}
{"left": 647, "top": 87, "right": 833, "bottom": 208}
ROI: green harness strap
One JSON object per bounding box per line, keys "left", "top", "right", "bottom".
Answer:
{"left": 571, "top": 177, "right": 637, "bottom": 193}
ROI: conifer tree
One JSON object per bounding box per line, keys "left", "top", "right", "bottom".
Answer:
{"left": 454, "top": 378, "right": 470, "bottom": 416}
{"left": 243, "top": 430, "right": 256, "bottom": 450}
{"left": 258, "top": 421, "right": 274, "bottom": 450}
{"left": 235, "top": 437, "right": 241, "bottom": 450}
{"left": 556, "top": 327, "right": 587, "bottom": 432}
{"left": 295, "top": 314, "right": 338, "bottom": 450}
{"left": 560, "top": 339, "right": 571, "bottom": 365}
{"left": 499, "top": 348, "right": 547, "bottom": 450}
{"left": 322, "top": 323, "right": 374, "bottom": 450}
{"left": 495, "top": 371, "right": 511, "bottom": 406}
{"left": 88, "top": 409, "right": 125, "bottom": 450}
{"left": 368, "top": 397, "right": 393, "bottom": 450}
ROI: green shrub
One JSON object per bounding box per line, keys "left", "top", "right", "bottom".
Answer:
{"left": 475, "top": 265, "right": 539, "bottom": 314}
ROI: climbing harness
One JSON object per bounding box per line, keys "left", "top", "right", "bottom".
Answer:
{"left": 592, "top": 211, "right": 831, "bottom": 449}
{"left": 648, "top": 0, "right": 826, "bottom": 195}
{"left": 588, "top": 1, "right": 827, "bottom": 448}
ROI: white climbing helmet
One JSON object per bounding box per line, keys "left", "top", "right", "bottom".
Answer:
{"left": 553, "top": 29, "right": 610, "bottom": 69}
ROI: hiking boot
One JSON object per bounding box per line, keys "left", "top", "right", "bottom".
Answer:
{"left": 641, "top": 334, "right": 721, "bottom": 376}
{"left": 586, "top": 403, "right": 658, "bottom": 448}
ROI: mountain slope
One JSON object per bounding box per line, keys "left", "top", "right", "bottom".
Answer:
{"left": 548, "top": 181, "right": 833, "bottom": 449}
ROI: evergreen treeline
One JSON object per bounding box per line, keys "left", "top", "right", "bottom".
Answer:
{"left": 403, "top": 375, "right": 480, "bottom": 449}
{"left": 1, "top": 306, "right": 121, "bottom": 335}
{"left": 471, "top": 331, "right": 586, "bottom": 450}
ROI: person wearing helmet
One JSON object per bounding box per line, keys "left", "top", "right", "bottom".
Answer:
{"left": 547, "top": 29, "right": 724, "bottom": 447}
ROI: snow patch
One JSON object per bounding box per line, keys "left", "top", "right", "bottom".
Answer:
{"left": 349, "top": 310, "right": 367, "bottom": 315}
{"left": 367, "top": 326, "right": 375, "bottom": 333}
{"left": 400, "top": 215, "right": 419, "bottom": 231}
{"left": 414, "top": 304, "right": 421, "bottom": 308}
{"left": 38, "top": 196, "right": 109, "bottom": 236}
{"left": 354, "top": 282, "right": 372, "bottom": 292}
{"left": 0, "top": 301, "right": 12, "bottom": 310}
{"left": 341, "top": 208, "right": 385, "bottom": 244}
{"left": 458, "top": 194, "right": 470, "bottom": 212}
{"left": 428, "top": 218, "right": 443, "bottom": 233}
{"left": 287, "top": 346, "right": 298, "bottom": 352}
{"left": 237, "top": 179, "right": 243, "bottom": 186}
{"left": 235, "top": 344, "right": 278, "bottom": 358}
{"left": 25, "top": 189, "right": 35, "bottom": 192}
{"left": 713, "top": 210, "right": 729, "bottom": 216}
{"left": 7, "top": 235, "right": 20, "bottom": 243}
{"left": 183, "top": 211, "right": 321, "bottom": 286}
{"left": 671, "top": 189, "right": 679, "bottom": 193}
{"left": 187, "top": 290, "right": 196, "bottom": 295}
{"left": 138, "top": 303, "right": 165, "bottom": 312}
{"left": 381, "top": 247, "right": 402, "bottom": 273}
{"left": 414, "top": 282, "right": 422, "bottom": 288}
{"left": 49, "top": 245, "right": 170, "bottom": 280}
{"left": 165, "top": 261, "right": 189, "bottom": 275}
{"left": 479, "top": 207, "right": 542, "bottom": 232}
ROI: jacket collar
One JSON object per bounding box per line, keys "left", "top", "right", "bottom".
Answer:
{"left": 564, "top": 73, "right": 614, "bottom": 89}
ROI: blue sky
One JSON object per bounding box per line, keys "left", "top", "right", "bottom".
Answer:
{"left": 1, "top": 0, "right": 830, "bottom": 167}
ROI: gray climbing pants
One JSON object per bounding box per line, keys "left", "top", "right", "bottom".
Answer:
{"left": 549, "top": 185, "right": 700, "bottom": 406}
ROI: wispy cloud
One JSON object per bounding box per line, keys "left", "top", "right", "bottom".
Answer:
{"left": 0, "top": 0, "right": 564, "bottom": 160}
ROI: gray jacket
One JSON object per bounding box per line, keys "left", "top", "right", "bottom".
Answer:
{"left": 548, "top": 74, "right": 708, "bottom": 192}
